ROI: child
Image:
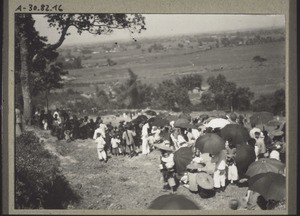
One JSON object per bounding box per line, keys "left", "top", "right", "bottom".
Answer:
{"left": 159, "top": 149, "right": 176, "bottom": 191}
{"left": 95, "top": 133, "right": 107, "bottom": 163}
{"left": 111, "top": 133, "right": 121, "bottom": 156}
{"left": 226, "top": 157, "right": 238, "bottom": 184}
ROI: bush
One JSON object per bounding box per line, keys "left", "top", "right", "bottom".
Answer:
{"left": 15, "top": 131, "right": 81, "bottom": 209}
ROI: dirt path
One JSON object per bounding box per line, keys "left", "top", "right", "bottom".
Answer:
{"left": 30, "top": 127, "right": 285, "bottom": 211}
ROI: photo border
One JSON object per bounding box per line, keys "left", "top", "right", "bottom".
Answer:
{"left": 2, "top": 0, "right": 297, "bottom": 215}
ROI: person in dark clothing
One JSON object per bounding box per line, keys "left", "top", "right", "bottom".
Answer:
{"left": 262, "top": 130, "right": 272, "bottom": 152}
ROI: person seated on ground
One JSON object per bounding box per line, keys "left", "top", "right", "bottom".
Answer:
{"left": 159, "top": 149, "right": 176, "bottom": 191}
{"left": 95, "top": 132, "right": 107, "bottom": 163}
{"left": 181, "top": 164, "right": 202, "bottom": 193}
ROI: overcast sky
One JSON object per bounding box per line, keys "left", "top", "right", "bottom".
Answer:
{"left": 33, "top": 14, "right": 285, "bottom": 46}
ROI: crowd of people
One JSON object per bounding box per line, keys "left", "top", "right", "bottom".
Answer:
{"left": 29, "top": 108, "right": 286, "bottom": 210}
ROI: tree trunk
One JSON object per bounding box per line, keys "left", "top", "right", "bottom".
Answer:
{"left": 45, "top": 90, "right": 49, "bottom": 111}
{"left": 19, "top": 34, "right": 32, "bottom": 125}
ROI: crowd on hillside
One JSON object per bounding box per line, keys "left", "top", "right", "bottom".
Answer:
{"left": 16, "top": 107, "right": 286, "bottom": 210}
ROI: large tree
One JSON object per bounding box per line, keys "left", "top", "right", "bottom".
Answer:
{"left": 16, "top": 13, "right": 146, "bottom": 124}
{"left": 206, "top": 74, "right": 254, "bottom": 111}
{"left": 156, "top": 80, "right": 191, "bottom": 111}
{"left": 175, "top": 74, "right": 203, "bottom": 91}
{"left": 15, "top": 14, "right": 66, "bottom": 124}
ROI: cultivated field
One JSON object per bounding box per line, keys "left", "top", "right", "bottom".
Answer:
{"left": 64, "top": 41, "right": 285, "bottom": 98}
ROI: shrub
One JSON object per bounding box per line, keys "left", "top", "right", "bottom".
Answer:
{"left": 15, "top": 131, "right": 81, "bottom": 209}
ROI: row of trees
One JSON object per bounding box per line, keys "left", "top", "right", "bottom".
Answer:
{"left": 78, "top": 71, "right": 284, "bottom": 115}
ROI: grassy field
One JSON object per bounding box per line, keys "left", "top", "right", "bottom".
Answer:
{"left": 64, "top": 41, "right": 285, "bottom": 98}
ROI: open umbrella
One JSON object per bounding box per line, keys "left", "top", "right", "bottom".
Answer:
{"left": 248, "top": 172, "right": 286, "bottom": 201}
{"left": 235, "top": 145, "right": 256, "bottom": 178}
{"left": 147, "top": 117, "right": 157, "bottom": 124}
{"left": 174, "top": 118, "right": 197, "bottom": 129}
{"left": 245, "top": 158, "right": 285, "bottom": 178}
{"left": 250, "top": 112, "right": 274, "bottom": 125}
{"left": 195, "top": 133, "right": 225, "bottom": 154}
{"left": 131, "top": 115, "right": 148, "bottom": 124}
{"left": 165, "top": 115, "right": 179, "bottom": 122}
{"left": 148, "top": 194, "right": 200, "bottom": 210}
{"left": 173, "top": 147, "right": 193, "bottom": 175}
{"left": 145, "top": 110, "right": 157, "bottom": 116}
{"left": 151, "top": 118, "right": 170, "bottom": 127}
{"left": 204, "top": 118, "right": 231, "bottom": 129}
{"left": 220, "top": 124, "right": 250, "bottom": 147}
{"left": 178, "top": 113, "right": 192, "bottom": 121}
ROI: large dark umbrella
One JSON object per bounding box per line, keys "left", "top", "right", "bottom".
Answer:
{"left": 173, "top": 147, "right": 193, "bottom": 175}
{"left": 199, "top": 114, "right": 209, "bottom": 120}
{"left": 131, "top": 115, "right": 148, "bottom": 124}
{"left": 151, "top": 118, "right": 170, "bottom": 127}
{"left": 220, "top": 124, "right": 250, "bottom": 147}
{"left": 148, "top": 194, "right": 200, "bottom": 210}
{"left": 165, "top": 115, "right": 179, "bottom": 122}
{"left": 147, "top": 117, "right": 157, "bottom": 124}
{"left": 156, "top": 112, "right": 167, "bottom": 119}
{"left": 250, "top": 112, "right": 274, "bottom": 125}
{"left": 245, "top": 158, "right": 285, "bottom": 178}
{"left": 248, "top": 172, "right": 286, "bottom": 201}
{"left": 235, "top": 145, "right": 256, "bottom": 178}
{"left": 195, "top": 133, "right": 225, "bottom": 154}
{"left": 174, "top": 118, "right": 197, "bottom": 129}
{"left": 145, "top": 110, "right": 157, "bottom": 116}
{"left": 178, "top": 113, "right": 192, "bottom": 121}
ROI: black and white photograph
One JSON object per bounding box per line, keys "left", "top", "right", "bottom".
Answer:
{"left": 4, "top": 0, "right": 296, "bottom": 214}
